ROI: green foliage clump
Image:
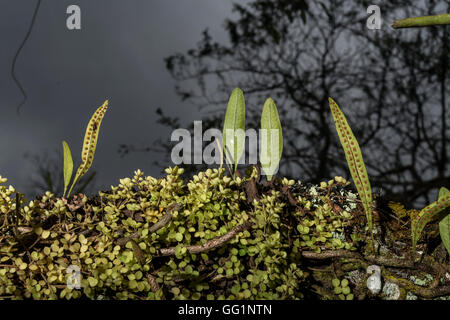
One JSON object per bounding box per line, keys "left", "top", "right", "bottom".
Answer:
{"left": 0, "top": 166, "right": 366, "bottom": 300}
{"left": 293, "top": 177, "right": 357, "bottom": 253}
{"left": 329, "top": 98, "right": 374, "bottom": 250}
{"left": 64, "top": 100, "right": 109, "bottom": 198}
{"left": 331, "top": 278, "right": 353, "bottom": 300}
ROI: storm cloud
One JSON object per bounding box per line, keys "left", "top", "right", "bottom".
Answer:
{"left": 0, "top": 0, "right": 241, "bottom": 197}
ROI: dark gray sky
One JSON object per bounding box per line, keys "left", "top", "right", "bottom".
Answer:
{"left": 0, "top": 0, "right": 244, "bottom": 197}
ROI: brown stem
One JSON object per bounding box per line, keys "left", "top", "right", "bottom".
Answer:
{"left": 301, "top": 250, "right": 359, "bottom": 260}
{"left": 146, "top": 273, "right": 161, "bottom": 294}
{"left": 148, "top": 206, "right": 178, "bottom": 233}
{"left": 116, "top": 203, "right": 182, "bottom": 246}
{"left": 383, "top": 268, "right": 450, "bottom": 299}
{"left": 301, "top": 249, "right": 445, "bottom": 274}
{"left": 154, "top": 221, "right": 253, "bottom": 257}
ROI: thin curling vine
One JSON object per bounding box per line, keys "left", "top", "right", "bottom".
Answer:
{"left": 328, "top": 97, "right": 374, "bottom": 250}
{"left": 412, "top": 187, "right": 450, "bottom": 255}
{"left": 64, "top": 100, "right": 109, "bottom": 197}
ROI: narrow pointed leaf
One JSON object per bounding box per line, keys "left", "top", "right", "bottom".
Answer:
{"left": 439, "top": 209, "right": 450, "bottom": 257}
{"left": 222, "top": 88, "right": 245, "bottom": 173}
{"left": 68, "top": 100, "right": 109, "bottom": 197}
{"left": 412, "top": 187, "right": 450, "bottom": 254}
{"left": 439, "top": 189, "right": 450, "bottom": 257}
{"left": 392, "top": 14, "right": 450, "bottom": 29}
{"left": 216, "top": 138, "right": 224, "bottom": 172}
{"left": 260, "top": 97, "right": 283, "bottom": 181}
{"left": 329, "top": 97, "right": 373, "bottom": 240}
{"left": 62, "top": 140, "right": 73, "bottom": 197}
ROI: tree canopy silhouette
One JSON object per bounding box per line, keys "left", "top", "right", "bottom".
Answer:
{"left": 123, "top": 0, "right": 449, "bottom": 208}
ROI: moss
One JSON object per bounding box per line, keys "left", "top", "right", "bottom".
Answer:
{"left": 0, "top": 169, "right": 448, "bottom": 300}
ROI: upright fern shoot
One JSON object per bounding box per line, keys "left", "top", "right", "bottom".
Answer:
{"left": 64, "top": 100, "right": 109, "bottom": 197}
{"left": 222, "top": 88, "right": 246, "bottom": 175}
{"left": 260, "top": 97, "right": 283, "bottom": 181}
{"left": 329, "top": 97, "right": 374, "bottom": 249}
{"left": 412, "top": 187, "right": 450, "bottom": 255}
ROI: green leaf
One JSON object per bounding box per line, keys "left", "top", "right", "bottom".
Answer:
{"left": 88, "top": 277, "right": 98, "bottom": 287}
{"left": 439, "top": 211, "right": 450, "bottom": 257}
{"left": 332, "top": 278, "right": 340, "bottom": 287}
{"left": 392, "top": 14, "right": 450, "bottom": 29}
{"left": 329, "top": 98, "right": 373, "bottom": 245}
{"left": 68, "top": 100, "right": 109, "bottom": 197}
{"left": 438, "top": 188, "right": 450, "bottom": 257}
{"left": 341, "top": 279, "right": 349, "bottom": 287}
{"left": 412, "top": 187, "right": 450, "bottom": 254}
{"left": 222, "top": 88, "right": 245, "bottom": 173}
{"left": 175, "top": 233, "right": 183, "bottom": 242}
{"left": 171, "top": 287, "right": 180, "bottom": 295}
{"left": 62, "top": 140, "right": 73, "bottom": 198}
{"left": 260, "top": 97, "right": 283, "bottom": 181}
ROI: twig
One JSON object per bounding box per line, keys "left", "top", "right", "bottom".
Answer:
{"left": 146, "top": 273, "right": 161, "bottom": 293}
{"left": 148, "top": 203, "right": 180, "bottom": 233}
{"left": 17, "top": 226, "right": 33, "bottom": 233}
{"left": 383, "top": 268, "right": 450, "bottom": 299}
{"left": 301, "top": 249, "right": 437, "bottom": 272}
{"left": 154, "top": 221, "right": 253, "bottom": 257}
{"left": 301, "top": 250, "right": 359, "bottom": 260}
{"left": 130, "top": 239, "right": 145, "bottom": 265}
{"left": 116, "top": 203, "right": 182, "bottom": 246}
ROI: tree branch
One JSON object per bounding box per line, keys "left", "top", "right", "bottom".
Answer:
{"left": 154, "top": 221, "right": 253, "bottom": 257}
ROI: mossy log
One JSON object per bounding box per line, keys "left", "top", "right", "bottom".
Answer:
{"left": 0, "top": 168, "right": 448, "bottom": 300}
